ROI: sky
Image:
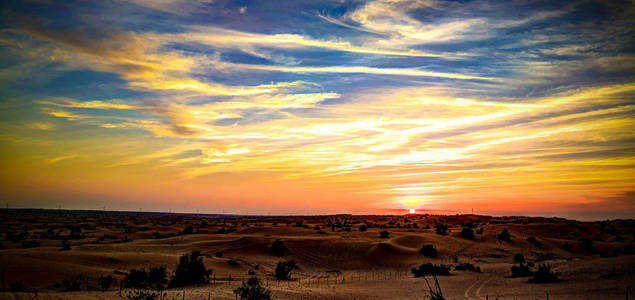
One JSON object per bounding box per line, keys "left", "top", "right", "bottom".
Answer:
{"left": 0, "top": 0, "right": 634, "bottom": 219}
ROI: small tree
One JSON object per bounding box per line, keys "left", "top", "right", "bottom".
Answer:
{"left": 379, "top": 231, "right": 390, "bottom": 238}
{"left": 510, "top": 263, "right": 532, "bottom": 278}
{"left": 234, "top": 277, "right": 271, "bottom": 300}
{"left": 434, "top": 223, "right": 448, "bottom": 236}
{"left": 497, "top": 229, "right": 511, "bottom": 242}
{"left": 181, "top": 225, "right": 194, "bottom": 235}
{"left": 411, "top": 263, "right": 451, "bottom": 277}
{"left": 275, "top": 260, "right": 296, "bottom": 280}
{"left": 269, "top": 239, "right": 286, "bottom": 256}
{"left": 169, "top": 251, "right": 212, "bottom": 288}
{"left": 529, "top": 264, "right": 559, "bottom": 283}
{"left": 514, "top": 253, "right": 525, "bottom": 264}
{"left": 420, "top": 244, "right": 438, "bottom": 258}
{"left": 98, "top": 274, "right": 114, "bottom": 292}
{"left": 461, "top": 227, "right": 475, "bottom": 240}
{"left": 61, "top": 239, "right": 71, "bottom": 251}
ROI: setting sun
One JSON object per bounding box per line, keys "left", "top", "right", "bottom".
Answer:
{"left": 409, "top": 208, "right": 415, "bottom": 214}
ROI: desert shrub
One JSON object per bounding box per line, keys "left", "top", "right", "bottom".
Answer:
{"left": 420, "top": 244, "right": 438, "bottom": 258}
{"left": 510, "top": 263, "right": 532, "bottom": 278}
{"left": 461, "top": 227, "right": 475, "bottom": 240}
{"left": 98, "top": 274, "right": 114, "bottom": 292}
{"left": 497, "top": 229, "right": 511, "bottom": 242}
{"left": 247, "top": 269, "right": 256, "bottom": 275}
{"left": 61, "top": 239, "right": 71, "bottom": 250}
{"left": 215, "top": 251, "right": 223, "bottom": 258}
{"left": 411, "top": 263, "right": 451, "bottom": 277}
{"left": 181, "top": 225, "right": 194, "bottom": 235}
{"left": 359, "top": 225, "right": 367, "bottom": 232}
{"left": 10, "top": 282, "right": 26, "bottom": 292}
{"left": 21, "top": 240, "right": 40, "bottom": 248}
{"left": 581, "top": 239, "right": 594, "bottom": 252}
{"left": 124, "top": 289, "right": 160, "bottom": 300}
{"left": 275, "top": 260, "right": 296, "bottom": 280}
{"left": 562, "top": 242, "right": 572, "bottom": 252}
{"left": 529, "top": 264, "right": 559, "bottom": 283}
{"left": 475, "top": 227, "right": 484, "bottom": 235}
{"left": 125, "top": 267, "right": 167, "bottom": 289}
{"left": 624, "top": 244, "right": 634, "bottom": 255}
{"left": 379, "top": 231, "right": 390, "bottom": 238}
{"left": 454, "top": 263, "right": 481, "bottom": 272}
{"left": 234, "top": 277, "right": 271, "bottom": 300}
{"left": 229, "top": 257, "right": 240, "bottom": 266}
{"left": 62, "top": 275, "right": 85, "bottom": 291}
{"left": 148, "top": 266, "right": 168, "bottom": 288}
{"left": 526, "top": 236, "right": 541, "bottom": 247}
{"left": 269, "top": 239, "right": 286, "bottom": 256}
{"left": 169, "top": 251, "right": 211, "bottom": 288}
{"left": 434, "top": 223, "right": 448, "bottom": 236}
{"left": 514, "top": 253, "right": 525, "bottom": 263}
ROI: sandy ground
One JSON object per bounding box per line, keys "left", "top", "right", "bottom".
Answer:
{"left": 0, "top": 209, "right": 633, "bottom": 299}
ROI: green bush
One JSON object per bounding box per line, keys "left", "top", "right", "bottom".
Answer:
{"left": 169, "top": 251, "right": 211, "bottom": 288}
{"left": 275, "top": 260, "right": 296, "bottom": 280}
{"left": 234, "top": 277, "right": 271, "bottom": 300}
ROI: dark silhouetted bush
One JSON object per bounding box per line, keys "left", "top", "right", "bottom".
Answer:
{"left": 125, "top": 267, "right": 167, "bottom": 289}
{"left": 269, "top": 239, "right": 286, "bottom": 256}
{"left": 420, "top": 244, "right": 438, "bottom": 258}
{"left": 215, "top": 251, "right": 223, "bottom": 258}
{"left": 359, "top": 225, "right": 367, "bottom": 232}
{"left": 581, "top": 239, "right": 594, "bottom": 252}
{"left": 234, "top": 277, "right": 271, "bottom": 300}
{"left": 10, "top": 282, "right": 26, "bottom": 292}
{"left": 379, "top": 231, "right": 390, "bottom": 238}
{"left": 181, "top": 225, "right": 194, "bottom": 235}
{"left": 61, "top": 239, "right": 71, "bottom": 251}
{"left": 62, "top": 275, "right": 84, "bottom": 291}
{"left": 454, "top": 263, "right": 481, "bottom": 272}
{"left": 275, "top": 260, "right": 296, "bottom": 280}
{"left": 98, "top": 274, "right": 114, "bottom": 292}
{"left": 475, "top": 227, "right": 484, "bottom": 235}
{"left": 562, "top": 242, "right": 572, "bottom": 252}
{"left": 526, "top": 236, "right": 541, "bottom": 247}
{"left": 514, "top": 253, "right": 525, "bottom": 263}
{"left": 21, "top": 240, "right": 39, "bottom": 248}
{"left": 529, "top": 264, "right": 559, "bottom": 283}
{"left": 434, "top": 223, "right": 448, "bottom": 236}
{"left": 497, "top": 229, "right": 511, "bottom": 242}
{"left": 169, "top": 251, "right": 211, "bottom": 288}
{"left": 229, "top": 257, "right": 240, "bottom": 266}
{"left": 510, "top": 263, "right": 532, "bottom": 278}
{"left": 411, "top": 263, "right": 451, "bottom": 277}
{"left": 461, "top": 227, "right": 475, "bottom": 240}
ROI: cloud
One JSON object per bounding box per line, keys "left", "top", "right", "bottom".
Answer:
{"left": 26, "top": 122, "right": 55, "bottom": 130}
{"left": 46, "top": 154, "right": 78, "bottom": 164}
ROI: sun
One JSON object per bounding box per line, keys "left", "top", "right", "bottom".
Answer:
{"left": 409, "top": 208, "right": 415, "bottom": 214}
